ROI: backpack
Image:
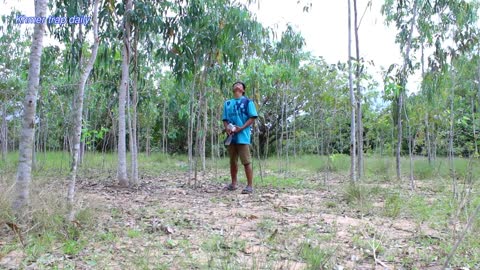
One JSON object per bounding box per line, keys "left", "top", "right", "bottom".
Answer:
{"left": 238, "top": 97, "right": 251, "bottom": 118}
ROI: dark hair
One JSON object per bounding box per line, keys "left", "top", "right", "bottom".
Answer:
{"left": 232, "top": 81, "right": 246, "bottom": 96}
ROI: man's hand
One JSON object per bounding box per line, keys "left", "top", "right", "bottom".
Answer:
{"left": 234, "top": 125, "right": 243, "bottom": 133}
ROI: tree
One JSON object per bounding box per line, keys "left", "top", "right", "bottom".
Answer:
{"left": 13, "top": 0, "right": 48, "bottom": 218}
{"left": 67, "top": 0, "right": 100, "bottom": 221}
{"left": 348, "top": 0, "right": 357, "bottom": 183}
{"left": 117, "top": 0, "right": 133, "bottom": 187}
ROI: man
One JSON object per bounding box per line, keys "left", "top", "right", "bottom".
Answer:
{"left": 222, "top": 81, "right": 258, "bottom": 194}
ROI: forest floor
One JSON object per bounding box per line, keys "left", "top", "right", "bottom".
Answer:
{"left": 1, "top": 153, "right": 480, "bottom": 269}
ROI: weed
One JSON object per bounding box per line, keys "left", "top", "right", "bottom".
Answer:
{"left": 343, "top": 183, "right": 368, "bottom": 205}
{"left": 366, "top": 157, "right": 393, "bottom": 181}
{"left": 126, "top": 229, "right": 142, "bottom": 238}
{"left": 62, "top": 239, "right": 85, "bottom": 256}
{"left": 257, "top": 217, "right": 276, "bottom": 234}
{"left": 325, "top": 201, "right": 336, "bottom": 209}
{"left": 414, "top": 160, "right": 435, "bottom": 180}
{"left": 201, "top": 234, "right": 245, "bottom": 258}
{"left": 384, "top": 192, "right": 402, "bottom": 218}
{"left": 299, "top": 242, "right": 334, "bottom": 270}
{"left": 98, "top": 231, "right": 117, "bottom": 242}
{"left": 405, "top": 195, "right": 431, "bottom": 223}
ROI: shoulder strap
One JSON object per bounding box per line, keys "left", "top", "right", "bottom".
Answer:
{"left": 241, "top": 97, "right": 250, "bottom": 117}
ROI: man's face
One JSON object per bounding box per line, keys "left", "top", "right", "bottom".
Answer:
{"left": 232, "top": 83, "right": 244, "bottom": 98}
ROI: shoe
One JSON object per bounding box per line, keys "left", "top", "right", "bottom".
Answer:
{"left": 241, "top": 186, "right": 253, "bottom": 194}
{"left": 224, "top": 183, "right": 237, "bottom": 191}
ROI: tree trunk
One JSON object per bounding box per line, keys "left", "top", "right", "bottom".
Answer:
{"left": 146, "top": 126, "right": 151, "bottom": 157}
{"left": 404, "top": 103, "right": 415, "bottom": 190}
{"left": 1, "top": 104, "right": 7, "bottom": 161}
{"left": 313, "top": 107, "right": 320, "bottom": 155}
{"left": 194, "top": 91, "right": 202, "bottom": 186}
{"left": 348, "top": 0, "right": 357, "bottom": 183}
{"left": 396, "top": 0, "right": 418, "bottom": 181}
{"left": 67, "top": 0, "right": 100, "bottom": 221}
{"left": 353, "top": 0, "right": 363, "bottom": 179}
{"left": 396, "top": 100, "right": 404, "bottom": 180}
{"left": 127, "top": 87, "right": 134, "bottom": 177}
{"left": 425, "top": 113, "right": 432, "bottom": 164}
{"left": 13, "top": 0, "right": 47, "bottom": 218}
{"left": 293, "top": 95, "right": 297, "bottom": 158}
{"left": 433, "top": 122, "right": 437, "bottom": 161}
{"left": 162, "top": 97, "right": 167, "bottom": 154}
{"left": 449, "top": 80, "right": 456, "bottom": 199}
{"left": 188, "top": 81, "right": 195, "bottom": 184}
{"left": 201, "top": 93, "right": 207, "bottom": 172}
{"left": 472, "top": 96, "right": 477, "bottom": 156}
{"left": 131, "top": 27, "right": 139, "bottom": 185}
{"left": 284, "top": 87, "right": 289, "bottom": 172}
{"left": 117, "top": 0, "right": 132, "bottom": 187}
{"left": 210, "top": 107, "right": 214, "bottom": 163}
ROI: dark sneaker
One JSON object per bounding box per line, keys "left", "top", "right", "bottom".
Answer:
{"left": 241, "top": 186, "right": 253, "bottom": 194}
{"left": 224, "top": 183, "right": 237, "bottom": 191}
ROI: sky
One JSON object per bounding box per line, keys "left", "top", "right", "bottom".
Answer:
{"left": 2, "top": 0, "right": 420, "bottom": 93}
{"left": 249, "top": 0, "right": 401, "bottom": 67}
{"left": 247, "top": 0, "right": 422, "bottom": 94}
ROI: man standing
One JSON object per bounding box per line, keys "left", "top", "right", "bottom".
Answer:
{"left": 222, "top": 81, "right": 258, "bottom": 194}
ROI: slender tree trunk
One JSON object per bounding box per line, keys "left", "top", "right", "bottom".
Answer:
{"left": 1, "top": 104, "right": 7, "bottom": 161}
{"left": 67, "top": 0, "right": 100, "bottom": 221}
{"left": 353, "top": 0, "right": 363, "bottom": 179}
{"left": 201, "top": 93, "right": 207, "bottom": 172}
{"left": 472, "top": 97, "right": 477, "bottom": 155}
{"left": 313, "top": 107, "right": 320, "bottom": 155}
{"left": 425, "top": 113, "right": 432, "bottom": 163}
{"left": 477, "top": 56, "right": 480, "bottom": 155}
{"left": 293, "top": 95, "right": 297, "bottom": 158}
{"left": 449, "top": 78, "right": 456, "bottom": 199}
{"left": 127, "top": 88, "right": 134, "bottom": 177}
{"left": 396, "top": 0, "right": 418, "bottom": 181}
{"left": 13, "top": 0, "right": 47, "bottom": 218}
{"left": 210, "top": 107, "right": 214, "bottom": 163}
{"left": 348, "top": 0, "right": 357, "bottom": 183}
{"left": 162, "top": 98, "right": 167, "bottom": 154}
{"left": 188, "top": 79, "right": 195, "bottom": 184}
{"left": 404, "top": 103, "right": 415, "bottom": 190}
{"left": 280, "top": 85, "right": 286, "bottom": 171}
{"left": 117, "top": 0, "right": 132, "bottom": 187}
{"left": 146, "top": 126, "right": 151, "bottom": 157}
{"left": 131, "top": 27, "right": 139, "bottom": 185}
{"left": 194, "top": 91, "right": 203, "bottom": 186}
{"left": 285, "top": 87, "right": 290, "bottom": 173}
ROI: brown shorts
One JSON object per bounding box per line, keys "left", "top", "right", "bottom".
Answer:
{"left": 228, "top": 144, "right": 252, "bottom": 166}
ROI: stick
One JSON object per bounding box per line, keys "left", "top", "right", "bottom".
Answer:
{"left": 443, "top": 203, "right": 480, "bottom": 268}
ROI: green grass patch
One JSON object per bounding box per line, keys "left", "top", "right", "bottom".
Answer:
{"left": 343, "top": 183, "right": 368, "bottom": 204}
{"left": 126, "top": 229, "right": 142, "bottom": 238}
{"left": 298, "top": 242, "right": 334, "bottom": 270}
{"left": 413, "top": 160, "right": 435, "bottom": 180}
{"left": 365, "top": 156, "right": 394, "bottom": 181}
{"left": 201, "top": 234, "right": 246, "bottom": 256}
{"left": 384, "top": 192, "right": 402, "bottom": 218}
{"left": 62, "top": 239, "right": 86, "bottom": 256}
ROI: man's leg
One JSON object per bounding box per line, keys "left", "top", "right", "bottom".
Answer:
{"left": 239, "top": 145, "right": 253, "bottom": 191}
{"left": 228, "top": 145, "right": 238, "bottom": 187}
{"left": 244, "top": 163, "right": 253, "bottom": 187}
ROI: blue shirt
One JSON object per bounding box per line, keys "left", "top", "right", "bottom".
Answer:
{"left": 222, "top": 96, "right": 258, "bottom": 144}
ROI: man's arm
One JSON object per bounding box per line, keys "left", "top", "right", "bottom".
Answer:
{"left": 235, "top": 118, "right": 255, "bottom": 132}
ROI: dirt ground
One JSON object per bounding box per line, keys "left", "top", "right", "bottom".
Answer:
{"left": 0, "top": 170, "right": 466, "bottom": 269}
